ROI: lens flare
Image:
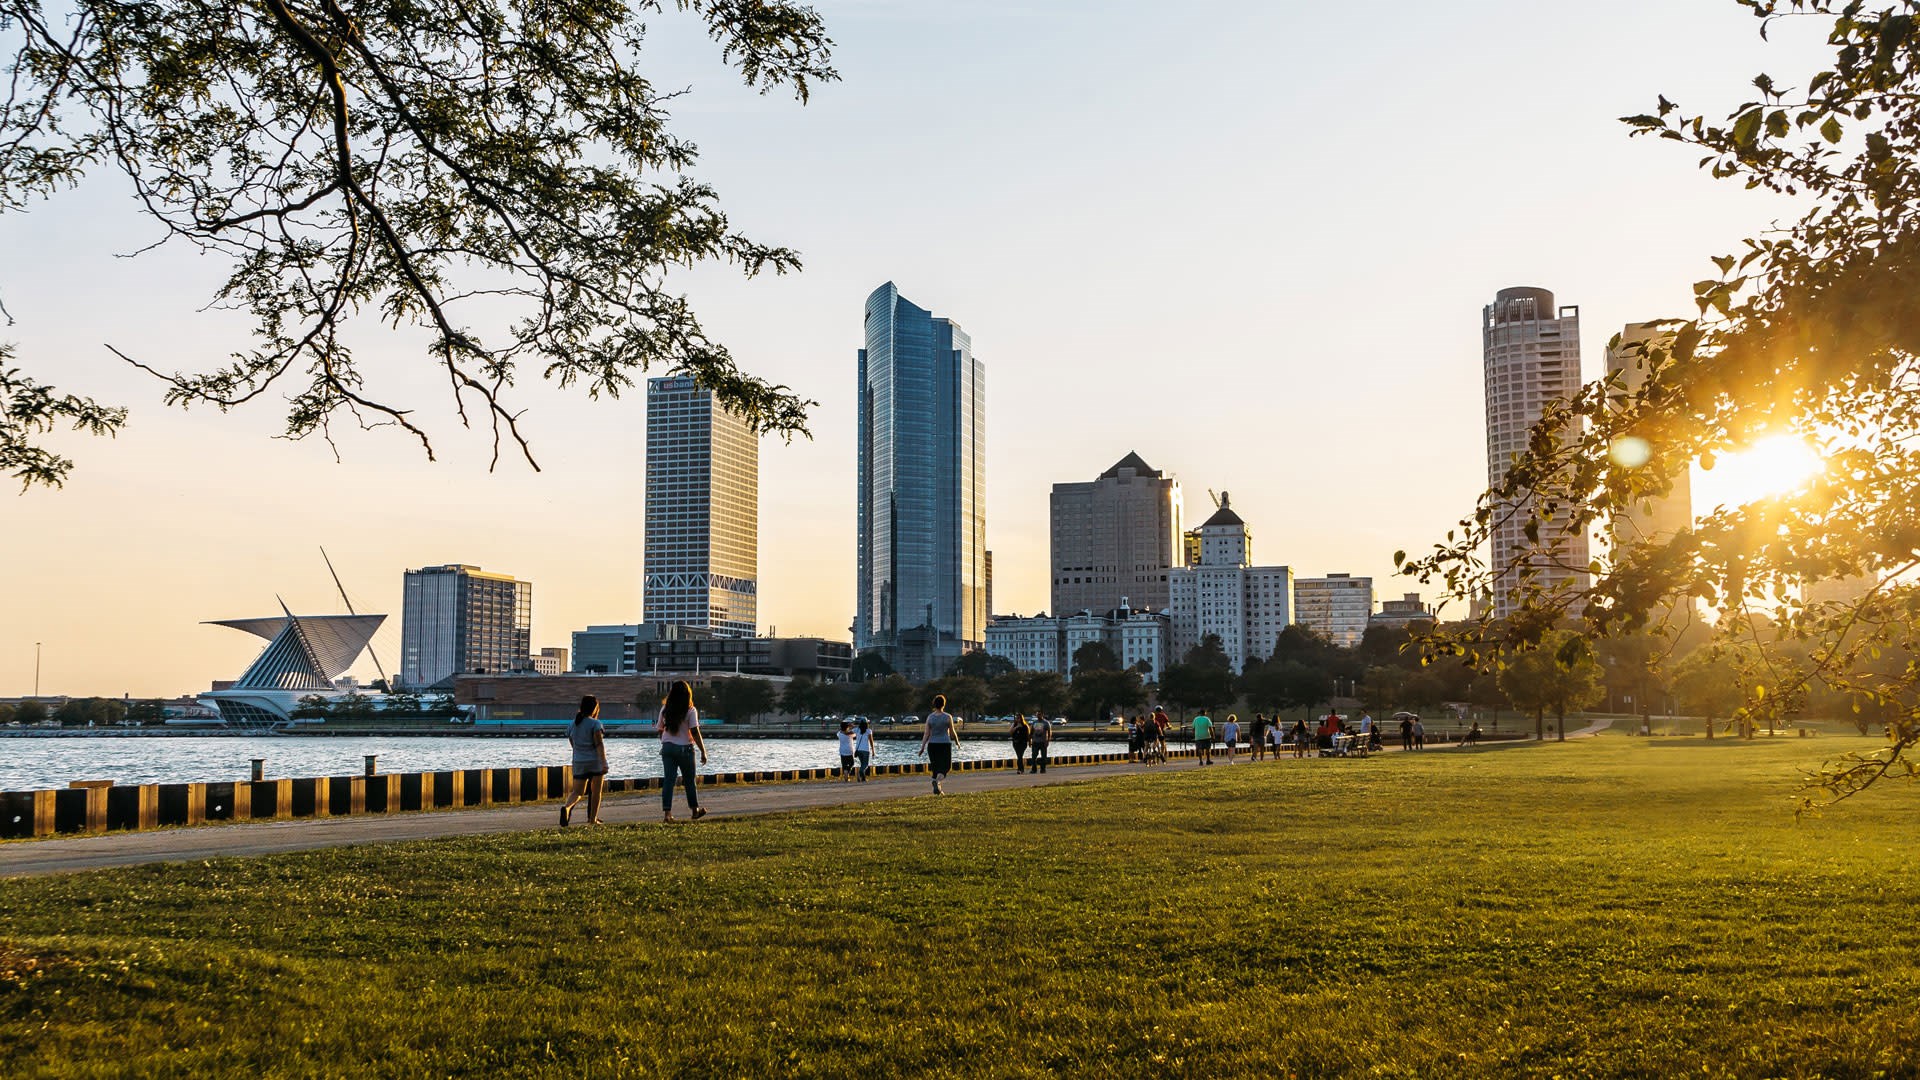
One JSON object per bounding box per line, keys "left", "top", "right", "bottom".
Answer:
{"left": 1695, "top": 434, "right": 1823, "bottom": 509}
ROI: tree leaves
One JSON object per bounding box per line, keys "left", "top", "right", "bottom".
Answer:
{"left": 0, "top": 0, "right": 839, "bottom": 478}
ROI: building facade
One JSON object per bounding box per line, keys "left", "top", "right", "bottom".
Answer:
{"left": 1370, "top": 592, "right": 1438, "bottom": 631}
{"left": 1166, "top": 493, "right": 1293, "bottom": 673}
{"left": 1483, "top": 287, "right": 1591, "bottom": 620}
{"left": 644, "top": 374, "right": 759, "bottom": 638}
{"left": 985, "top": 609, "right": 1171, "bottom": 683}
{"left": 1293, "top": 574, "right": 1374, "bottom": 647}
{"left": 855, "top": 282, "right": 988, "bottom": 681}
{"left": 1605, "top": 322, "right": 1694, "bottom": 547}
{"left": 1050, "top": 452, "right": 1183, "bottom": 616}
{"left": 569, "top": 622, "right": 713, "bottom": 674}
{"left": 400, "top": 564, "right": 533, "bottom": 690}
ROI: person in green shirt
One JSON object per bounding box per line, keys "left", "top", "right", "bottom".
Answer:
{"left": 1192, "top": 712, "right": 1214, "bottom": 765}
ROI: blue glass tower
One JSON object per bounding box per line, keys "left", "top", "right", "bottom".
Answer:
{"left": 856, "top": 282, "right": 987, "bottom": 681}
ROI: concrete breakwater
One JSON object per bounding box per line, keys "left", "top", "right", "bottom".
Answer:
{"left": 0, "top": 749, "right": 1180, "bottom": 840}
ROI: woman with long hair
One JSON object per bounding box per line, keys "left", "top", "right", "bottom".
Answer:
{"left": 658, "top": 680, "right": 709, "bottom": 823}
{"left": 854, "top": 716, "right": 874, "bottom": 781}
{"left": 562, "top": 695, "right": 608, "bottom": 826}
{"left": 917, "top": 693, "right": 960, "bottom": 795}
{"left": 1009, "top": 712, "right": 1031, "bottom": 773}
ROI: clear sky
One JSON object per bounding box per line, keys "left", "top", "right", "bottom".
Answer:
{"left": 1, "top": 1, "right": 1832, "bottom": 697}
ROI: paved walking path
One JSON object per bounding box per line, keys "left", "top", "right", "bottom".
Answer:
{"left": 0, "top": 757, "right": 1191, "bottom": 879}
{"left": 0, "top": 730, "right": 1568, "bottom": 880}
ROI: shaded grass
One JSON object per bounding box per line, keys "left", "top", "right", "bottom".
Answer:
{"left": 3, "top": 737, "right": 1919, "bottom": 1077}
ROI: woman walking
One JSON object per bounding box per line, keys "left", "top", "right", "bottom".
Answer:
{"left": 561, "top": 695, "right": 608, "bottom": 826}
{"left": 836, "top": 720, "right": 857, "bottom": 782}
{"left": 918, "top": 693, "right": 960, "bottom": 795}
{"left": 1010, "top": 713, "right": 1031, "bottom": 773}
{"left": 854, "top": 717, "right": 875, "bottom": 781}
{"left": 658, "top": 680, "right": 708, "bottom": 823}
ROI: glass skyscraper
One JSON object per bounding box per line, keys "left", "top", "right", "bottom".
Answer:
{"left": 644, "top": 375, "right": 759, "bottom": 638}
{"left": 856, "top": 282, "right": 987, "bottom": 680}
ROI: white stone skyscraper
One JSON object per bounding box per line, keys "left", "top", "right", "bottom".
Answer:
{"left": 644, "top": 374, "right": 759, "bottom": 638}
{"left": 1605, "top": 322, "right": 1693, "bottom": 546}
{"left": 1482, "top": 286, "right": 1590, "bottom": 619}
{"left": 1167, "top": 493, "right": 1292, "bottom": 673}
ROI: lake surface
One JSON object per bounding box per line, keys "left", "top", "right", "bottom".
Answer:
{"left": 0, "top": 734, "right": 1131, "bottom": 790}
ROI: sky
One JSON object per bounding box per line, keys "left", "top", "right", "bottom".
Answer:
{"left": 0, "top": 1, "right": 1836, "bottom": 698}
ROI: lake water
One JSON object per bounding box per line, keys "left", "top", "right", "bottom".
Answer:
{"left": 0, "top": 734, "right": 1132, "bottom": 790}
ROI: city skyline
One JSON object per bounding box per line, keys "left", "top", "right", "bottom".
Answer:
{"left": 0, "top": 2, "right": 1832, "bottom": 696}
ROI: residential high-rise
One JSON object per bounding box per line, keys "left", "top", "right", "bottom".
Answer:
{"left": 1167, "top": 493, "right": 1293, "bottom": 673}
{"left": 400, "top": 564, "right": 533, "bottom": 690}
{"left": 855, "top": 282, "right": 987, "bottom": 681}
{"left": 1050, "top": 452, "right": 1183, "bottom": 616}
{"left": 1605, "top": 322, "right": 1693, "bottom": 546}
{"left": 1483, "top": 286, "right": 1590, "bottom": 620}
{"left": 1293, "top": 574, "right": 1374, "bottom": 648}
{"left": 644, "top": 374, "right": 759, "bottom": 638}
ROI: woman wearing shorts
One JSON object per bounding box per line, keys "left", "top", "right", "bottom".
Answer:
{"left": 561, "top": 695, "right": 608, "bottom": 826}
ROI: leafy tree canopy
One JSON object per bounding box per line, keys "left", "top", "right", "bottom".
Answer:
{"left": 1405, "top": 0, "right": 1920, "bottom": 799}
{"left": 1070, "top": 641, "right": 1120, "bottom": 677}
{"left": 0, "top": 0, "right": 836, "bottom": 484}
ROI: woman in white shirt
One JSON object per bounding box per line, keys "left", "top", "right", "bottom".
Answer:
{"left": 854, "top": 718, "right": 874, "bottom": 781}
{"left": 658, "top": 680, "right": 709, "bottom": 823}
{"left": 836, "top": 721, "right": 857, "bottom": 782}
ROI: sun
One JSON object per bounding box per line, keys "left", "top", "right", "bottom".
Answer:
{"left": 1694, "top": 434, "right": 1824, "bottom": 511}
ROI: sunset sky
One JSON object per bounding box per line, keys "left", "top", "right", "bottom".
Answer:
{"left": 2, "top": 1, "right": 1831, "bottom": 697}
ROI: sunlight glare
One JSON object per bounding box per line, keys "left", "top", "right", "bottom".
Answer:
{"left": 1694, "top": 434, "right": 1824, "bottom": 510}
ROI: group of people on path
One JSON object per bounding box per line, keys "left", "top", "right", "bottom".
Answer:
{"left": 836, "top": 718, "right": 877, "bottom": 781}
{"left": 560, "top": 681, "right": 709, "bottom": 827}
{"left": 1006, "top": 712, "right": 1054, "bottom": 774}
{"left": 556, "top": 684, "right": 1472, "bottom": 828}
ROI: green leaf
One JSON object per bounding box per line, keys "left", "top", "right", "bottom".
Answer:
{"left": 1821, "top": 116, "right": 1844, "bottom": 143}
{"left": 1731, "top": 107, "right": 1764, "bottom": 148}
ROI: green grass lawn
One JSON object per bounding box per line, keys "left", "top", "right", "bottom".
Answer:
{"left": 4, "top": 737, "right": 1919, "bottom": 1078}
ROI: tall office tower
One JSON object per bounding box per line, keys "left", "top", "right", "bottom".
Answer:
{"left": 644, "top": 374, "right": 759, "bottom": 638}
{"left": 1483, "top": 286, "right": 1591, "bottom": 620}
{"left": 855, "top": 281, "right": 987, "bottom": 681}
{"left": 1605, "top": 322, "right": 1694, "bottom": 546}
{"left": 1166, "top": 493, "right": 1293, "bottom": 673}
{"left": 400, "top": 564, "right": 533, "bottom": 690}
{"left": 1293, "top": 574, "right": 1374, "bottom": 648}
{"left": 1050, "top": 452, "right": 1184, "bottom": 616}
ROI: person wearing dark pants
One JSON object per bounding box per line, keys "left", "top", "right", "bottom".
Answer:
{"left": 657, "top": 680, "right": 709, "bottom": 823}
{"left": 1028, "top": 714, "right": 1052, "bottom": 773}
{"left": 1009, "top": 714, "right": 1031, "bottom": 773}
{"left": 919, "top": 694, "right": 960, "bottom": 795}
